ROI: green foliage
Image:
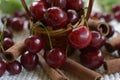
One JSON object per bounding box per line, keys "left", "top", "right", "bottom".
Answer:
{"left": 0, "top": 0, "right": 33, "bottom": 14}
{"left": 98, "top": 0, "right": 120, "bottom": 12}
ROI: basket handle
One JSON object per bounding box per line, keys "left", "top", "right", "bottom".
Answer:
{"left": 86, "top": 0, "right": 94, "bottom": 21}
{"left": 21, "top": 0, "right": 94, "bottom": 21}
{"left": 21, "top": 0, "right": 31, "bottom": 19}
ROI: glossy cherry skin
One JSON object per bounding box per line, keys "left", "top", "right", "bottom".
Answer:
{"left": 3, "top": 29, "right": 13, "bottom": 39}
{"left": 1, "top": 15, "right": 12, "bottom": 27}
{"left": 44, "top": 7, "right": 68, "bottom": 30}
{"left": 7, "top": 61, "right": 22, "bottom": 75}
{"left": 0, "top": 29, "right": 13, "bottom": 39}
{"left": 14, "top": 11, "right": 26, "bottom": 18}
{"left": 20, "top": 51, "right": 38, "bottom": 70}
{"left": 88, "top": 31, "right": 106, "bottom": 50}
{"left": 52, "top": 0, "right": 66, "bottom": 10}
{"left": 80, "top": 50, "right": 104, "bottom": 70}
{"left": 114, "top": 11, "right": 120, "bottom": 22}
{"left": 24, "top": 35, "right": 43, "bottom": 53}
{"left": 66, "top": 0, "right": 83, "bottom": 11}
{"left": 2, "top": 37, "right": 14, "bottom": 50}
{"left": 0, "top": 60, "right": 6, "bottom": 77}
{"left": 91, "top": 12, "right": 102, "bottom": 19}
{"left": 68, "top": 26, "right": 92, "bottom": 49}
{"left": 44, "top": 48, "right": 66, "bottom": 68}
{"left": 11, "top": 17, "right": 24, "bottom": 31}
{"left": 102, "top": 13, "right": 113, "bottom": 22}
{"left": 30, "top": 1, "right": 47, "bottom": 21}
{"left": 67, "top": 9, "right": 79, "bottom": 25}
{"left": 42, "top": 0, "right": 52, "bottom": 8}
{"left": 112, "top": 5, "right": 120, "bottom": 13}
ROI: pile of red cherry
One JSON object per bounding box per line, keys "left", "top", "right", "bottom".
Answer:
{"left": 0, "top": 0, "right": 119, "bottom": 78}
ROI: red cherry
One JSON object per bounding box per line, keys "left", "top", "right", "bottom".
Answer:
{"left": 11, "top": 17, "right": 24, "bottom": 31}
{"left": 30, "top": 1, "right": 47, "bottom": 21}
{"left": 24, "top": 35, "right": 43, "bottom": 53}
{"left": 67, "top": 9, "right": 79, "bottom": 25}
{"left": 52, "top": 0, "right": 67, "bottom": 10}
{"left": 42, "top": 0, "right": 52, "bottom": 8}
{"left": 80, "top": 50, "right": 104, "bottom": 70}
{"left": 114, "top": 11, "right": 120, "bottom": 22}
{"left": 14, "top": 11, "right": 26, "bottom": 18}
{"left": 88, "top": 31, "right": 106, "bottom": 50}
{"left": 0, "top": 60, "right": 6, "bottom": 77}
{"left": 3, "top": 29, "right": 13, "bottom": 39}
{"left": 68, "top": 26, "right": 92, "bottom": 49}
{"left": 66, "top": 0, "right": 83, "bottom": 11}
{"left": 102, "top": 13, "right": 113, "bottom": 22}
{"left": 44, "top": 48, "right": 66, "bottom": 68}
{"left": 2, "top": 37, "right": 14, "bottom": 50}
{"left": 91, "top": 12, "right": 102, "bottom": 19}
{"left": 112, "top": 4, "right": 120, "bottom": 13}
{"left": 1, "top": 15, "right": 12, "bottom": 27}
{"left": 44, "top": 7, "right": 68, "bottom": 30}
{"left": 20, "top": 51, "right": 38, "bottom": 70}
{"left": 7, "top": 61, "right": 22, "bottom": 75}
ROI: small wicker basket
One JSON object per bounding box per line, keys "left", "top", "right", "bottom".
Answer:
{"left": 21, "top": 0, "right": 94, "bottom": 55}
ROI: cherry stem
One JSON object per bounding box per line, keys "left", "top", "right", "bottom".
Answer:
{"left": 21, "top": 0, "right": 31, "bottom": 19}
{"left": 86, "top": 0, "right": 94, "bottom": 21}
{"left": 0, "top": 42, "right": 4, "bottom": 53}
{"left": 0, "top": 28, "right": 5, "bottom": 53}
{"left": 39, "top": 23, "right": 53, "bottom": 49}
{"left": 29, "top": 20, "right": 34, "bottom": 35}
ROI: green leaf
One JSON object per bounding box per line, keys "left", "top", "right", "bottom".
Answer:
{"left": 98, "top": 0, "right": 120, "bottom": 12}
{"left": 0, "top": 0, "right": 34, "bottom": 14}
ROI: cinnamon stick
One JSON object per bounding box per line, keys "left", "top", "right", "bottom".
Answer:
{"left": 88, "top": 19, "right": 109, "bottom": 37}
{"left": 62, "top": 58, "right": 101, "bottom": 80}
{"left": 3, "top": 40, "right": 25, "bottom": 62}
{"left": 37, "top": 53, "right": 68, "bottom": 80}
{"left": 104, "top": 59, "right": 120, "bottom": 74}
{"left": 105, "top": 34, "right": 120, "bottom": 52}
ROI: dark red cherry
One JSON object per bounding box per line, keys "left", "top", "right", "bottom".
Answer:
{"left": 80, "top": 50, "right": 104, "bottom": 70}
{"left": 44, "top": 48, "right": 66, "bottom": 68}
{"left": 2, "top": 37, "right": 14, "bottom": 50}
{"left": 112, "top": 4, "right": 120, "bottom": 13}
{"left": 14, "top": 11, "right": 26, "bottom": 18}
{"left": 44, "top": 7, "right": 68, "bottom": 30}
{"left": 66, "top": 0, "right": 83, "bottom": 11}
{"left": 24, "top": 35, "right": 43, "bottom": 53}
{"left": 68, "top": 26, "right": 92, "bottom": 49}
{"left": 0, "top": 60, "right": 6, "bottom": 77}
{"left": 102, "top": 13, "right": 113, "bottom": 22}
{"left": 20, "top": 51, "right": 38, "bottom": 70}
{"left": 7, "top": 61, "right": 22, "bottom": 75}
{"left": 11, "top": 17, "right": 24, "bottom": 31}
{"left": 88, "top": 31, "right": 106, "bottom": 50}
{"left": 52, "top": 0, "right": 66, "bottom": 10}
{"left": 91, "top": 12, "right": 102, "bottom": 19}
{"left": 67, "top": 9, "right": 79, "bottom": 25}
{"left": 42, "top": 0, "right": 52, "bottom": 8}
{"left": 30, "top": 1, "right": 47, "bottom": 21}
{"left": 3, "top": 29, "right": 13, "bottom": 39}
{"left": 1, "top": 15, "right": 12, "bottom": 27}
{"left": 114, "top": 11, "right": 120, "bottom": 22}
